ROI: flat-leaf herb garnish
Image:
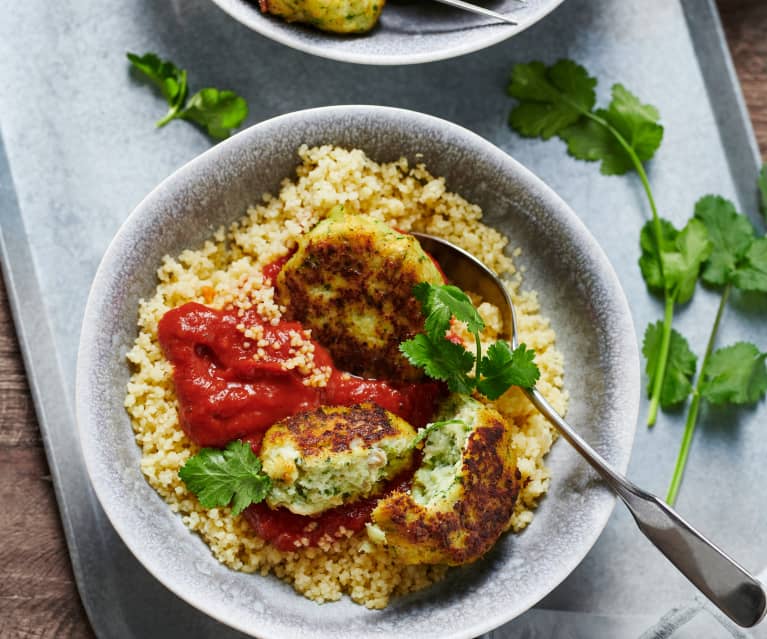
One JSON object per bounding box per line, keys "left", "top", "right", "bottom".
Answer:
{"left": 508, "top": 60, "right": 767, "bottom": 503}
{"left": 179, "top": 440, "right": 271, "bottom": 515}
{"left": 401, "top": 282, "right": 540, "bottom": 400}
{"left": 507, "top": 59, "right": 675, "bottom": 426}
{"left": 127, "top": 51, "right": 248, "bottom": 140}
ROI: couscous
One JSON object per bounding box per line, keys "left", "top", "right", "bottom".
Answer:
{"left": 124, "top": 145, "right": 567, "bottom": 609}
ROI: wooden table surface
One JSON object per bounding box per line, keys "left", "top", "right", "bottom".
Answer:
{"left": 1, "top": 3, "right": 766, "bottom": 637}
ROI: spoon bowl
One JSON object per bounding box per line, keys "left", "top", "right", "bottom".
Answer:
{"left": 413, "top": 231, "right": 767, "bottom": 629}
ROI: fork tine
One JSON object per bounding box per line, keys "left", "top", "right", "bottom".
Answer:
{"left": 431, "top": 0, "right": 521, "bottom": 25}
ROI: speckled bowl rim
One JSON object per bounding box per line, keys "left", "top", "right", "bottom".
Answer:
{"left": 76, "top": 105, "right": 639, "bottom": 639}
{"left": 207, "top": 0, "right": 567, "bottom": 65}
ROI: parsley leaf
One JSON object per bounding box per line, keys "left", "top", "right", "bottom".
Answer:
{"left": 638, "top": 219, "right": 678, "bottom": 293}
{"left": 732, "top": 237, "right": 767, "bottom": 293}
{"left": 400, "top": 333, "right": 475, "bottom": 395}
{"left": 693, "top": 195, "right": 754, "bottom": 286}
{"left": 643, "top": 322, "right": 696, "bottom": 408}
{"left": 127, "top": 51, "right": 188, "bottom": 125}
{"left": 127, "top": 51, "right": 248, "bottom": 139}
{"left": 661, "top": 218, "right": 712, "bottom": 304}
{"left": 414, "top": 282, "right": 485, "bottom": 338}
{"left": 507, "top": 60, "right": 596, "bottom": 139}
{"left": 759, "top": 163, "right": 767, "bottom": 220}
{"left": 562, "top": 84, "right": 663, "bottom": 175}
{"left": 639, "top": 217, "right": 711, "bottom": 303}
{"left": 404, "top": 282, "right": 541, "bottom": 400}
{"left": 178, "top": 440, "right": 271, "bottom": 515}
{"left": 700, "top": 343, "right": 767, "bottom": 405}
{"left": 477, "top": 342, "right": 540, "bottom": 400}
{"left": 181, "top": 88, "right": 249, "bottom": 140}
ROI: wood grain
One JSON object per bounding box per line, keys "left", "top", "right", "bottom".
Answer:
{"left": 0, "top": 3, "right": 765, "bottom": 637}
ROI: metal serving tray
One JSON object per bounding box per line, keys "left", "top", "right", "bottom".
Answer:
{"left": 0, "top": 0, "right": 764, "bottom": 637}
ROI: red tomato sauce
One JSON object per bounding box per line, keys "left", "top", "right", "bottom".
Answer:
{"left": 243, "top": 471, "right": 414, "bottom": 552}
{"left": 157, "top": 252, "right": 444, "bottom": 548}
{"left": 158, "top": 303, "right": 442, "bottom": 447}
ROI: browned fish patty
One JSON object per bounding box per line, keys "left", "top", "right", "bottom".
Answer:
{"left": 370, "top": 401, "right": 520, "bottom": 566}
{"left": 275, "top": 213, "right": 444, "bottom": 381}
{"left": 261, "top": 403, "right": 417, "bottom": 516}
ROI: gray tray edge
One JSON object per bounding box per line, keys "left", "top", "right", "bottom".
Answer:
{"left": 0, "top": 125, "right": 119, "bottom": 638}
{"left": 0, "top": 2, "right": 763, "bottom": 636}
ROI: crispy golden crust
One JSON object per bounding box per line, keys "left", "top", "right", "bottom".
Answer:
{"left": 371, "top": 407, "right": 520, "bottom": 566}
{"left": 276, "top": 214, "right": 443, "bottom": 381}
{"left": 263, "top": 403, "right": 407, "bottom": 457}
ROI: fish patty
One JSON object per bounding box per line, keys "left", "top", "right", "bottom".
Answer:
{"left": 275, "top": 213, "right": 444, "bottom": 381}
{"left": 261, "top": 403, "right": 417, "bottom": 516}
{"left": 367, "top": 396, "right": 520, "bottom": 566}
{"left": 258, "top": 0, "right": 384, "bottom": 34}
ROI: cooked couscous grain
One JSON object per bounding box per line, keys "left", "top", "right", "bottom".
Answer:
{"left": 124, "top": 145, "right": 568, "bottom": 608}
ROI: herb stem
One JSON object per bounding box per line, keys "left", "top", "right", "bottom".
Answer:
{"left": 647, "top": 295, "right": 675, "bottom": 426}
{"left": 666, "top": 283, "right": 731, "bottom": 504}
{"left": 473, "top": 331, "right": 483, "bottom": 382}
{"left": 580, "top": 108, "right": 675, "bottom": 425}
{"left": 156, "top": 106, "right": 180, "bottom": 128}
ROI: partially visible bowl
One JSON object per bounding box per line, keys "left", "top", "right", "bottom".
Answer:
{"left": 76, "top": 105, "right": 639, "bottom": 639}
{"left": 208, "top": 0, "right": 567, "bottom": 65}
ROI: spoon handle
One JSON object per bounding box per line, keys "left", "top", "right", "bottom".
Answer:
{"left": 526, "top": 387, "right": 767, "bottom": 628}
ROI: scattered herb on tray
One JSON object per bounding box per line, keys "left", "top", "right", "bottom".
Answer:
{"left": 179, "top": 440, "right": 271, "bottom": 515}
{"left": 127, "top": 52, "right": 248, "bottom": 140}
{"left": 663, "top": 193, "right": 767, "bottom": 504}
{"left": 400, "top": 282, "right": 540, "bottom": 400}
{"left": 506, "top": 59, "right": 677, "bottom": 426}
{"left": 507, "top": 59, "right": 767, "bottom": 502}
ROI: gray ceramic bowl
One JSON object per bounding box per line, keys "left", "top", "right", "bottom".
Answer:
{"left": 209, "top": 0, "right": 566, "bottom": 64}
{"left": 77, "top": 105, "right": 639, "bottom": 639}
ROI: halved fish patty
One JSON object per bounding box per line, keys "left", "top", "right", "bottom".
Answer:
{"left": 261, "top": 403, "right": 417, "bottom": 516}
{"left": 276, "top": 213, "right": 444, "bottom": 381}
{"left": 367, "top": 395, "right": 520, "bottom": 566}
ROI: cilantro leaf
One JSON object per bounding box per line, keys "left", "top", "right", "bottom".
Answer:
{"left": 127, "top": 52, "right": 188, "bottom": 126}
{"left": 759, "top": 163, "right": 767, "bottom": 220}
{"left": 693, "top": 195, "right": 754, "bottom": 286}
{"left": 700, "top": 342, "right": 767, "bottom": 405}
{"left": 128, "top": 51, "right": 248, "bottom": 139}
{"left": 507, "top": 60, "right": 596, "bottom": 139}
{"left": 477, "top": 342, "right": 540, "bottom": 400}
{"left": 602, "top": 84, "right": 664, "bottom": 170}
{"left": 732, "top": 237, "right": 767, "bottom": 293}
{"left": 400, "top": 334, "right": 475, "bottom": 395}
{"left": 178, "top": 440, "right": 271, "bottom": 515}
{"left": 413, "top": 283, "right": 485, "bottom": 338}
{"left": 561, "top": 83, "right": 663, "bottom": 175}
{"left": 638, "top": 218, "right": 678, "bottom": 293}
{"left": 181, "top": 88, "right": 249, "bottom": 140}
{"left": 643, "top": 322, "right": 697, "bottom": 408}
{"left": 559, "top": 118, "right": 621, "bottom": 172}
{"left": 661, "top": 218, "right": 711, "bottom": 304}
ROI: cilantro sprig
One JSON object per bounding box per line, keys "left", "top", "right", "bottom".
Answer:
{"left": 401, "top": 282, "right": 540, "bottom": 400}
{"left": 508, "top": 60, "right": 678, "bottom": 426}
{"left": 508, "top": 60, "right": 767, "bottom": 504}
{"left": 662, "top": 192, "right": 767, "bottom": 504}
{"left": 179, "top": 440, "right": 271, "bottom": 515}
{"left": 127, "top": 52, "right": 248, "bottom": 140}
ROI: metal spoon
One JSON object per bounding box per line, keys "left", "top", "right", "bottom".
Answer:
{"left": 412, "top": 231, "right": 767, "bottom": 629}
